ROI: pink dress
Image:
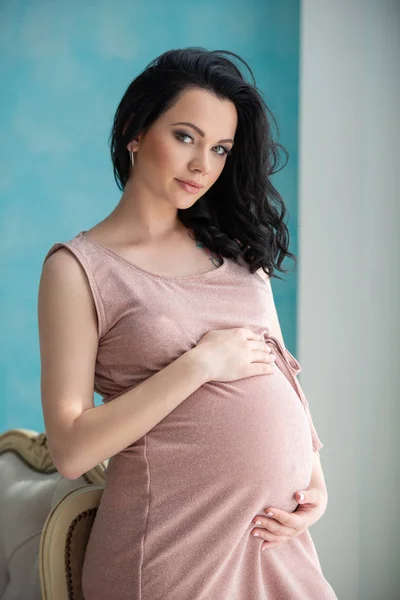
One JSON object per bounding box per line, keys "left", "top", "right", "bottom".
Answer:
{"left": 43, "top": 231, "right": 337, "bottom": 600}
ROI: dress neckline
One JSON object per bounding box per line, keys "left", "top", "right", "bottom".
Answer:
{"left": 77, "top": 231, "right": 228, "bottom": 281}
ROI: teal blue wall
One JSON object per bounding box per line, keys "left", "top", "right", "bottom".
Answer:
{"left": 0, "top": 0, "right": 300, "bottom": 432}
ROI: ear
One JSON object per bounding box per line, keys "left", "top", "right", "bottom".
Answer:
{"left": 127, "top": 138, "right": 140, "bottom": 153}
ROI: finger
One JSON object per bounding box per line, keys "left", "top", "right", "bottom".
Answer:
{"left": 264, "top": 508, "right": 304, "bottom": 529}
{"left": 261, "top": 540, "right": 283, "bottom": 552}
{"left": 252, "top": 517, "right": 297, "bottom": 537}
{"left": 251, "top": 350, "right": 277, "bottom": 363}
{"left": 252, "top": 528, "right": 290, "bottom": 544}
{"left": 246, "top": 329, "right": 266, "bottom": 340}
{"left": 295, "top": 488, "right": 320, "bottom": 505}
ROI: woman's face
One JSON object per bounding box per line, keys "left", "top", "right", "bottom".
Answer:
{"left": 128, "top": 87, "right": 238, "bottom": 208}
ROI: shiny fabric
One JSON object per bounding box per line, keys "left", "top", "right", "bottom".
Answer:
{"left": 43, "top": 232, "right": 337, "bottom": 599}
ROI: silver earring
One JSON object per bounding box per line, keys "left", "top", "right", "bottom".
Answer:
{"left": 129, "top": 150, "right": 135, "bottom": 167}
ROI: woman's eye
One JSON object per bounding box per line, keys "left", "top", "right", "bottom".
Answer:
{"left": 175, "top": 132, "right": 193, "bottom": 144}
{"left": 175, "top": 131, "right": 231, "bottom": 157}
{"left": 214, "top": 145, "right": 231, "bottom": 156}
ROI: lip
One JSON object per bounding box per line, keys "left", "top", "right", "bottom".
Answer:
{"left": 176, "top": 178, "right": 204, "bottom": 189}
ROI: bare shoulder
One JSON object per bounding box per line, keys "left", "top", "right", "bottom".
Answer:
{"left": 40, "top": 246, "right": 94, "bottom": 301}
{"left": 41, "top": 245, "right": 83, "bottom": 276}
{"left": 39, "top": 245, "right": 98, "bottom": 333}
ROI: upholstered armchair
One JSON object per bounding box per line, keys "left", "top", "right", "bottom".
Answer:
{"left": 0, "top": 429, "right": 107, "bottom": 600}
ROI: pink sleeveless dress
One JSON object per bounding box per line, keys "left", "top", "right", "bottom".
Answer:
{"left": 43, "top": 231, "right": 337, "bottom": 600}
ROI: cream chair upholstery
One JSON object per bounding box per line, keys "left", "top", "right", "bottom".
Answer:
{"left": 39, "top": 484, "right": 104, "bottom": 600}
{"left": 0, "top": 429, "right": 107, "bottom": 600}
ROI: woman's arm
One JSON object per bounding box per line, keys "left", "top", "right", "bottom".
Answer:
{"left": 38, "top": 248, "right": 210, "bottom": 480}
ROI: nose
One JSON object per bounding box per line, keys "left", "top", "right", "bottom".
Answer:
{"left": 189, "top": 152, "right": 211, "bottom": 176}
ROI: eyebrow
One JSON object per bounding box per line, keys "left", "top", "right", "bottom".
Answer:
{"left": 170, "top": 121, "right": 234, "bottom": 145}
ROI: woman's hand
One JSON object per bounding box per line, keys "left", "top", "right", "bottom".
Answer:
{"left": 193, "top": 328, "right": 276, "bottom": 383}
{"left": 250, "top": 486, "right": 328, "bottom": 552}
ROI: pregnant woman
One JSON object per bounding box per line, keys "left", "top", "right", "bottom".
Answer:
{"left": 38, "top": 47, "right": 337, "bottom": 599}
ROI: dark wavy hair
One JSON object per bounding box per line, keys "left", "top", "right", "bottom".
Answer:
{"left": 110, "top": 47, "right": 296, "bottom": 280}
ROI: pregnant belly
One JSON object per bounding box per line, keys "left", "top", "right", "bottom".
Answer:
{"left": 84, "top": 367, "right": 314, "bottom": 598}
{"left": 115, "top": 368, "right": 314, "bottom": 515}
{"left": 83, "top": 371, "right": 315, "bottom": 600}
